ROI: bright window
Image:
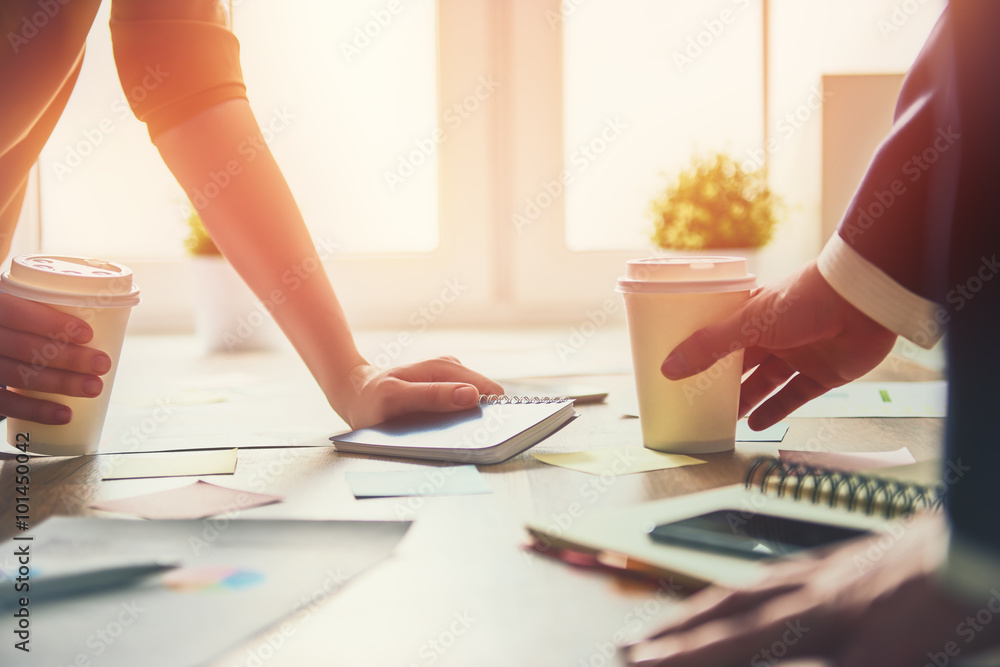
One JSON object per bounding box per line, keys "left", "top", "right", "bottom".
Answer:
{"left": 37, "top": 0, "right": 438, "bottom": 258}
{"left": 563, "top": 0, "right": 763, "bottom": 251}
{"left": 24, "top": 0, "right": 949, "bottom": 329}
{"left": 765, "top": 0, "right": 947, "bottom": 276}
{"left": 236, "top": 0, "right": 438, "bottom": 254}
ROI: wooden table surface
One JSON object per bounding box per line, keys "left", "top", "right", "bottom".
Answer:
{"left": 0, "top": 334, "right": 945, "bottom": 667}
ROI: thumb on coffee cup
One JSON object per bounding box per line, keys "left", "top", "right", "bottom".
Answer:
{"left": 660, "top": 303, "right": 761, "bottom": 381}
{"left": 661, "top": 329, "right": 729, "bottom": 380}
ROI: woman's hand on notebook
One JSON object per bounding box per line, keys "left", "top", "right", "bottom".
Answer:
{"left": 0, "top": 293, "right": 113, "bottom": 425}
{"left": 625, "top": 515, "right": 1000, "bottom": 667}
{"left": 660, "top": 261, "right": 897, "bottom": 430}
{"left": 341, "top": 356, "right": 504, "bottom": 429}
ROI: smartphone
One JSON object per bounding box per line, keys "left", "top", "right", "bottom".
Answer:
{"left": 647, "top": 510, "right": 870, "bottom": 560}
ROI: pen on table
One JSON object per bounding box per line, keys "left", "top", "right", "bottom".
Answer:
{"left": 2, "top": 559, "right": 180, "bottom": 607}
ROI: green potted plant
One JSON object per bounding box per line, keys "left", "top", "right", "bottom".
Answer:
{"left": 183, "top": 207, "right": 281, "bottom": 353}
{"left": 184, "top": 207, "right": 222, "bottom": 257}
{"left": 649, "top": 151, "right": 782, "bottom": 273}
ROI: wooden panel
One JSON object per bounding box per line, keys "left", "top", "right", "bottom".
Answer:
{"left": 821, "top": 73, "right": 906, "bottom": 243}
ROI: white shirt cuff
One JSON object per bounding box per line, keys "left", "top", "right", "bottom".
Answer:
{"left": 937, "top": 531, "right": 1000, "bottom": 605}
{"left": 817, "top": 234, "right": 945, "bottom": 349}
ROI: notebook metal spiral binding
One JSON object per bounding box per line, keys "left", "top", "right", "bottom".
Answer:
{"left": 478, "top": 394, "right": 569, "bottom": 405}
{"left": 743, "top": 455, "right": 945, "bottom": 519}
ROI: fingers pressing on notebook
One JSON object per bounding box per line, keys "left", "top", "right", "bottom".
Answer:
{"left": 342, "top": 357, "right": 504, "bottom": 429}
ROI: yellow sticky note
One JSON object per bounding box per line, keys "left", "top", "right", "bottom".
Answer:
{"left": 532, "top": 446, "right": 704, "bottom": 476}
{"left": 101, "top": 448, "right": 238, "bottom": 481}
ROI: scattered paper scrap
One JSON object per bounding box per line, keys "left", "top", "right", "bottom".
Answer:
{"left": 736, "top": 421, "right": 789, "bottom": 442}
{"left": 345, "top": 465, "right": 492, "bottom": 499}
{"left": 532, "top": 446, "right": 704, "bottom": 476}
{"left": 617, "top": 396, "right": 640, "bottom": 419}
{"left": 779, "top": 447, "right": 917, "bottom": 473}
{"left": 90, "top": 481, "right": 281, "bottom": 520}
{"left": 98, "top": 428, "right": 335, "bottom": 454}
{"left": 789, "top": 382, "right": 945, "bottom": 418}
{"left": 101, "top": 448, "right": 238, "bottom": 481}
{"left": 621, "top": 382, "right": 945, "bottom": 419}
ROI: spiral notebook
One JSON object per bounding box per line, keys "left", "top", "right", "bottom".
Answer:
{"left": 743, "top": 455, "right": 944, "bottom": 517}
{"left": 525, "top": 455, "right": 944, "bottom": 589}
{"left": 330, "top": 395, "right": 576, "bottom": 465}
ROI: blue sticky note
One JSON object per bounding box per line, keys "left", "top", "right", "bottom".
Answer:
{"left": 345, "top": 465, "right": 492, "bottom": 499}
{"left": 736, "top": 420, "right": 789, "bottom": 442}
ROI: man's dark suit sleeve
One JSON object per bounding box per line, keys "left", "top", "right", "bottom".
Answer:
{"left": 817, "top": 2, "right": 1000, "bottom": 599}
{"left": 830, "top": 9, "right": 960, "bottom": 305}
{"left": 938, "top": 0, "right": 1000, "bottom": 603}
{"left": 817, "top": 9, "right": 958, "bottom": 348}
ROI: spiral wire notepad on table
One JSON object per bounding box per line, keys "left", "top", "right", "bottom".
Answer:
{"left": 743, "top": 455, "right": 945, "bottom": 519}
{"left": 330, "top": 395, "right": 577, "bottom": 464}
{"left": 477, "top": 394, "right": 568, "bottom": 404}
{"left": 526, "top": 454, "right": 944, "bottom": 588}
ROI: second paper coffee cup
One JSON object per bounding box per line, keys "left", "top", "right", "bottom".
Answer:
{"left": 618, "top": 257, "right": 755, "bottom": 454}
{"left": 1, "top": 255, "right": 140, "bottom": 456}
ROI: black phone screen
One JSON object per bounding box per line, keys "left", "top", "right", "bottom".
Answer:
{"left": 647, "top": 510, "right": 870, "bottom": 560}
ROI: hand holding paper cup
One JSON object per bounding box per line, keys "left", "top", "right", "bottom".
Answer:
{"left": 1, "top": 255, "right": 140, "bottom": 456}
{"left": 618, "top": 257, "right": 755, "bottom": 454}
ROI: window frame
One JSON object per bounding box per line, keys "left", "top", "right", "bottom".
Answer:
{"left": 25, "top": 0, "right": 502, "bottom": 332}
{"left": 22, "top": 0, "right": 782, "bottom": 331}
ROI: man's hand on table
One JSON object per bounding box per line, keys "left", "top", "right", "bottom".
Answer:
{"left": 660, "top": 261, "right": 897, "bottom": 430}
{"left": 626, "top": 515, "right": 1000, "bottom": 666}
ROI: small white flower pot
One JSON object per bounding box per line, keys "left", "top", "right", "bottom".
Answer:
{"left": 189, "top": 256, "right": 284, "bottom": 353}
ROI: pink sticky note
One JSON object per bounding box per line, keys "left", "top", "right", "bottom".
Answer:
{"left": 90, "top": 481, "right": 281, "bottom": 520}
{"left": 778, "top": 447, "right": 917, "bottom": 473}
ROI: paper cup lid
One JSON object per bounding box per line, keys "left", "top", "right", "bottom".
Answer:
{"left": 0, "top": 255, "right": 140, "bottom": 308}
{"left": 617, "top": 256, "right": 756, "bottom": 294}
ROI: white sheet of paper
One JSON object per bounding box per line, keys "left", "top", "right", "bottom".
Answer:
{"left": 3, "top": 517, "right": 408, "bottom": 666}
{"left": 736, "top": 421, "right": 788, "bottom": 442}
{"left": 619, "top": 382, "right": 945, "bottom": 419}
{"left": 345, "top": 465, "right": 492, "bottom": 498}
{"left": 778, "top": 447, "right": 917, "bottom": 473}
{"left": 788, "top": 381, "right": 946, "bottom": 418}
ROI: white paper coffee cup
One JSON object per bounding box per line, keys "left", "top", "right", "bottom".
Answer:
{"left": 1, "top": 255, "right": 140, "bottom": 456}
{"left": 618, "top": 257, "right": 755, "bottom": 454}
